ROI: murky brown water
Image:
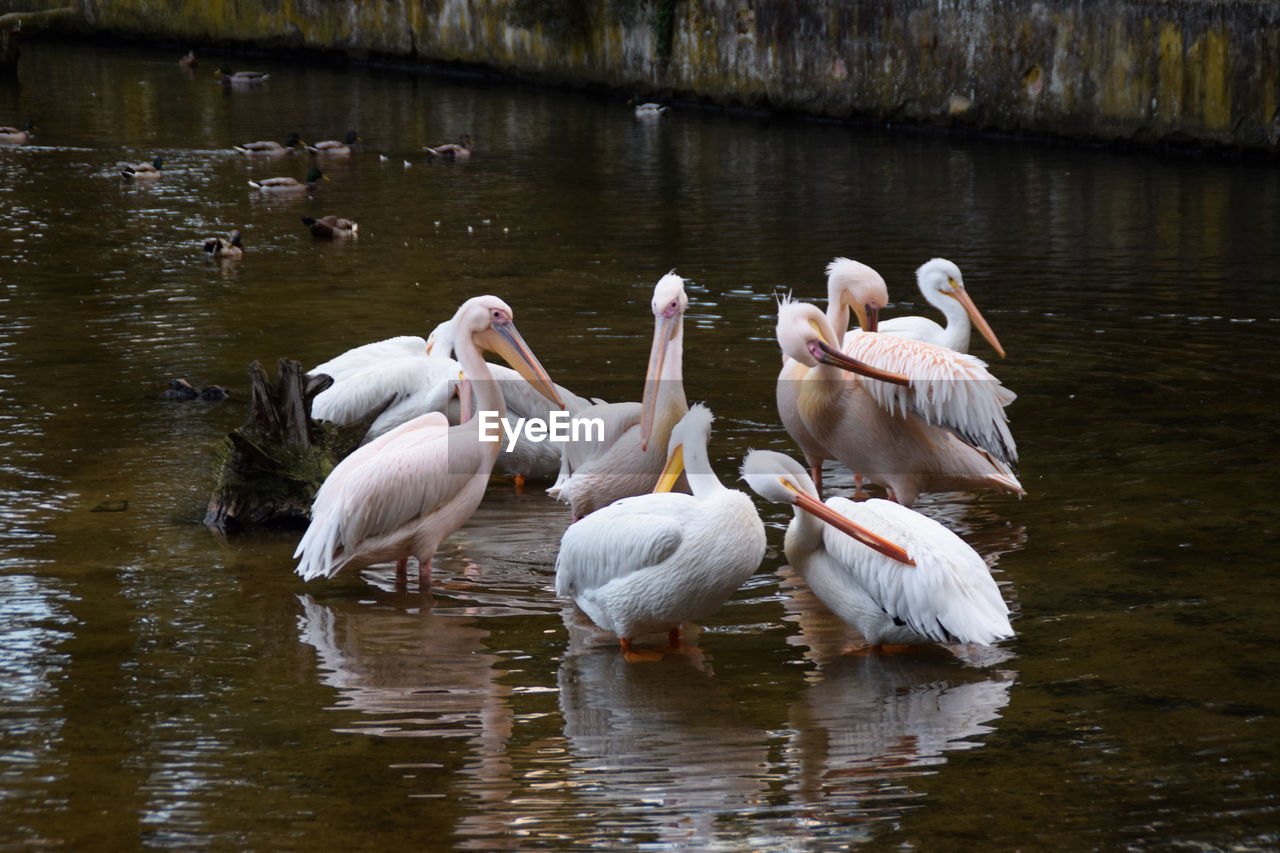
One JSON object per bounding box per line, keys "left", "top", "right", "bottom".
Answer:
{"left": 1, "top": 39, "right": 1278, "bottom": 850}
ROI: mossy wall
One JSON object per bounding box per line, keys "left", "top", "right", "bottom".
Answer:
{"left": 26, "top": 0, "right": 1280, "bottom": 149}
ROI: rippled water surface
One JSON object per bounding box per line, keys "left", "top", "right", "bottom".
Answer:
{"left": 1, "top": 40, "right": 1278, "bottom": 850}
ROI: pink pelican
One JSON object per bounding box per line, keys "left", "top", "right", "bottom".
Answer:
{"left": 549, "top": 271, "right": 690, "bottom": 520}
{"left": 294, "top": 295, "right": 563, "bottom": 588}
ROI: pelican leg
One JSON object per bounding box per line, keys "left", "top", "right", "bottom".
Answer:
{"left": 395, "top": 557, "right": 408, "bottom": 581}
{"left": 853, "top": 472, "right": 867, "bottom": 498}
{"left": 513, "top": 473, "right": 526, "bottom": 493}
{"left": 418, "top": 559, "right": 432, "bottom": 589}
{"left": 809, "top": 461, "right": 824, "bottom": 497}
{"left": 664, "top": 627, "right": 682, "bottom": 653}
{"left": 620, "top": 637, "right": 663, "bottom": 662}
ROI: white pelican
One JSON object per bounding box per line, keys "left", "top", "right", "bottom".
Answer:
{"left": 741, "top": 450, "right": 1013, "bottom": 648}
{"left": 427, "top": 317, "right": 604, "bottom": 485}
{"left": 554, "top": 404, "right": 766, "bottom": 661}
{"left": 294, "top": 295, "right": 563, "bottom": 588}
{"left": 775, "top": 298, "right": 1022, "bottom": 507}
{"left": 549, "top": 271, "right": 690, "bottom": 519}
{"left": 879, "top": 258, "right": 1005, "bottom": 356}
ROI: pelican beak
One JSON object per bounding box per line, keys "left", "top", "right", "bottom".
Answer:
{"left": 476, "top": 320, "right": 564, "bottom": 409}
{"left": 653, "top": 444, "right": 684, "bottom": 493}
{"left": 457, "top": 370, "right": 472, "bottom": 423}
{"left": 812, "top": 339, "right": 911, "bottom": 387}
{"left": 785, "top": 481, "right": 916, "bottom": 566}
{"left": 950, "top": 283, "right": 1005, "bottom": 358}
{"left": 850, "top": 299, "right": 881, "bottom": 332}
{"left": 640, "top": 309, "right": 681, "bottom": 450}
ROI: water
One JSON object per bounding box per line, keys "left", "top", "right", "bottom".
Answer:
{"left": 1, "top": 40, "right": 1278, "bottom": 850}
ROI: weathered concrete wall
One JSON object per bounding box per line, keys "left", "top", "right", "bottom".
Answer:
{"left": 14, "top": 0, "right": 1280, "bottom": 150}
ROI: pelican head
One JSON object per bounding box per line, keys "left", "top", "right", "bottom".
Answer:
{"left": 826, "top": 257, "right": 889, "bottom": 332}
{"left": 425, "top": 319, "right": 455, "bottom": 356}
{"left": 640, "top": 271, "right": 688, "bottom": 448}
{"left": 916, "top": 258, "right": 1005, "bottom": 357}
{"left": 740, "top": 450, "right": 914, "bottom": 565}
{"left": 454, "top": 296, "right": 563, "bottom": 408}
{"left": 653, "top": 402, "right": 714, "bottom": 494}
{"left": 776, "top": 298, "right": 910, "bottom": 386}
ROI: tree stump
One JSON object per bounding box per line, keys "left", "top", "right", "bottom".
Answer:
{"left": 204, "top": 358, "right": 379, "bottom": 533}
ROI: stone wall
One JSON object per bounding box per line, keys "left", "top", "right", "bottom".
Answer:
{"left": 18, "top": 0, "right": 1280, "bottom": 150}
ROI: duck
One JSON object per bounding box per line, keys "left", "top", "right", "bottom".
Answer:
{"left": 203, "top": 229, "right": 244, "bottom": 261}
{"left": 248, "top": 168, "right": 325, "bottom": 194}
{"left": 0, "top": 121, "right": 35, "bottom": 145}
{"left": 741, "top": 449, "right": 1014, "bottom": 649}
{"left": 178, "top": 50, "right": 197, "bottom": 69}
{"left": 424, "top": 134, "right": 472, "bottom": 162}
{"left": 301, "top": 215, "right": 358, "bottom": 240}
{"left": 233, "top": 132, "right": 304, "bottom": 156}
{"left": 217, "top": 65, "right": 269, "bottom": 86}
{"left": 307, "top": 130, "right": 360, "bottom": 157}
{"left": 120, "top": 157, "right": 163, "bottom": 180}
{"left": 633, "top": 102, "right": 668, "bottom": 118}
{"left": 554, "top": 404, "right": 766, "bottom": 661}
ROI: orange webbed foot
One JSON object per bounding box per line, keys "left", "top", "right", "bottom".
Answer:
{"left": 620, "top": 638, "right": 664, "bottom": 662}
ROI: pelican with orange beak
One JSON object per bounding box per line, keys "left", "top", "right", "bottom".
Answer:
{"left": 775, "top": 297, "right": 1022, "bottom": 506}
{"left": 878, "top": 258, "right": 1005, "bottom": 356}
{"left": 741, "top": 450, "right": 1014, "bottom": 648}
{"left": 549, "top": 271, "right": 689, "bottom": 519}
{"left": 294, "top": 295, "right": 562, "bottom": 589}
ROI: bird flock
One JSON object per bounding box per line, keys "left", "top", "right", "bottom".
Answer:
{"left": 294, "top": 256, "right": 1022, "bottom": 662}
{"left": 5, "top": 55, "right": 1020, "bottom": 661}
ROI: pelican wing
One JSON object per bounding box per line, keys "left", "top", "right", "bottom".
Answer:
{"left": 553, "top": 492, "right": 692, "bottom": 597}
{"left": 821, "top": 497, "right": 1012, "bottom": 644}
{"left": 842, "top": 331, "right": 1017, "bottom": 467}
{"left": 309, "top": 335, "right": 429, "bottom": 381}
{"left": 294, "top": 413, "right": 454, "bottom": 579}
{"left": 311, "top": 354, "right": 459, "bottom": 425}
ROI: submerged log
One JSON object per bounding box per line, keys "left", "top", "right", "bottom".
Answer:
{"left": 204, "top": 358, "right": 381, "bottom": 533}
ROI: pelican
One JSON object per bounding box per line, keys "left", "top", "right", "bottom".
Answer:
{"left": 415, "top": 317, "right": 603, "bottom": 485}
{"left": 775, "top": 298, "right": 1021, "bottom": 507}
{"left": 554, "top": 404, "right": 766, "bottom": 660}
{"left": 294, "top": 295, "right": 563, "bottom": 588}
{"left": 548, "top": 271, "right": 689, "bottom": 519}
{"left": 824, "top": 257, "right": 1018, "bottom": 473}
{"left": 879, "top": 258, "right": 1005, "bottom": 356}
{"left": 741, "top": 450, "right": 1013, "bottom": 648}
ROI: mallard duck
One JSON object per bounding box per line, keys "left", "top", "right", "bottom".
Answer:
{"left": 301, "top": 215, "right": 358, "bottom": 240}
{"left": 424, "top": 133, "right": 472, "bottom": 162}
{"left": 121, "top": 157, "right": 163, "bottom": 180}
{"left": 203, "top": 229, "right": 244, "bottom": 260}
{"left": 307, "top": 130, "right": 360, "bottom": 157}
{"left": 633, "top": 101, "right": 669, "bottom": 118}
{"left": 217, "top": 65, "right": 269, "bottom": 86}
{"left": 164, "top": 378, "right": 230, "bottom": 402}
{"left": 0, "top": 120, "right": 36, "bottom": 145}
{"left": 248, "top": 168, "right": 325, "bottom": 194}
{"left": 179, "top": 50, "right": 197, "bottom": 69}
{"left": 233, "top": 132, "right": 303, "bottom": 156}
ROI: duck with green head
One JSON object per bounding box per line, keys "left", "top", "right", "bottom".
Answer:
{"left": 121, "top": 156, "right": 163, "bottom": 180}
{"left": 234, "top": 132, "right": 303, "bottom": 156}
{"left": 248, "top": 168, "right": 325, "bottom": 194}
{"left": 308, "top": 130, "right": 360, "bottom": 157}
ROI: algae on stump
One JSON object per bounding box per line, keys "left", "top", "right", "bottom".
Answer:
{"left": 204, "top": 358, "right": 377, "bottom": 532}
